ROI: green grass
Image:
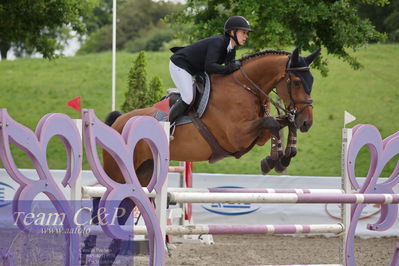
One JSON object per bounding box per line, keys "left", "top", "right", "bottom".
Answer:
{"left": 1, "top": 44, "right": 399, "bottom": 177}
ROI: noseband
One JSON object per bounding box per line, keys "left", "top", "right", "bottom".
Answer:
{"left": 232, "top": 61, "right": 313, "bottom": 125}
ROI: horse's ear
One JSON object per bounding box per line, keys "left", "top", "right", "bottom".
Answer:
{"left": 305, "top": 48, "right": 321, "bottom": 65}
{"left": 291, "top": 47, "right": 300, "bottom": 66}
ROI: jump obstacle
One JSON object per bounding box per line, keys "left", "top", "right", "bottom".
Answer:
{"left": 1, "top": 108, "right": 399, "bottom": 266}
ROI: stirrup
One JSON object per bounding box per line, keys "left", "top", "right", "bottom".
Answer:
{"left": 170, "top": 123, "right": 176, "bottom": 140}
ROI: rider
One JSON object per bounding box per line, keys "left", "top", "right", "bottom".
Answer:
{"left": 168, "top": 15, "right": 253, "bottom": 124}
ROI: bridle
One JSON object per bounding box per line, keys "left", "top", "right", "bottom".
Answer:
{"left": 232, "top": 58, "right": 313, "bottom": 125}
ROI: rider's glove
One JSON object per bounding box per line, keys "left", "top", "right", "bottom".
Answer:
{"left": 226, "top": 60, "right": 241, "bottom": 73}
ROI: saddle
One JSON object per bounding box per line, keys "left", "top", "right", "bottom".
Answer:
{"left": 155, "top": 73, "right": 211, "bottom": 125}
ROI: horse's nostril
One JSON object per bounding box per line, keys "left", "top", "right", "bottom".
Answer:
{"left": 299, "top": 120, "right": 312, "bottom": 133}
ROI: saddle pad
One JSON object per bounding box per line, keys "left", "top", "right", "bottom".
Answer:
{"left": 195, "top": 72, "right": 211, "bottom": 118}
{"left": 154, "top": 109, "right": 168, "bottom": 122}
{"left": 154, "top": 73, "right": 212, "bottom": 126}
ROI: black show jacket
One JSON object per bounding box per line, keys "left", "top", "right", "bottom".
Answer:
{"left": 170, "top": 34, "right": 236, "bottom": 75}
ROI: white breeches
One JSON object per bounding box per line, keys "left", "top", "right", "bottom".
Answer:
{"left": 169, "top": 60, "right": 193, "bottom": 104}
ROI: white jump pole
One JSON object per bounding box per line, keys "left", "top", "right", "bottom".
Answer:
{"left": 84, "top": 223, "right": 344, "bottom": 236}
{"left": 131, "top": 223, "right": 344, "bottom": 236}
{"left": 82, "top": 186, "right": 156, "bottom": 198}
{"left": 81, "top": 187, "right": 344, "bottom": 198}
{"left": 167, "top": 192, "right": 399, "bottom": 204}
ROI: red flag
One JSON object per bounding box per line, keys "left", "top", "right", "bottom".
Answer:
{"left": 153, "top": 98, "right": 170, "bottom": 114}
{"left": 66, "top": 96, "right": 81, "bottom": 111}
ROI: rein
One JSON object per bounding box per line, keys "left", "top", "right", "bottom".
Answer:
{"left": 232, "top": 60, "right": 313, "bottom": 125}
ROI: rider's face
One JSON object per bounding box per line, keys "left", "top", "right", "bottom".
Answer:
{"left": 236, "top": 30, "right": 249, "bottom": 46}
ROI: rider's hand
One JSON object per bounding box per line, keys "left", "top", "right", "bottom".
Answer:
{"left": 226, "top": 60, "right": 241, "bottom": 73}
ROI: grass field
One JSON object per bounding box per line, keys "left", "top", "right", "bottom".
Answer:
{"left": 0, "top": 43, "right": 398, "bottom": 177}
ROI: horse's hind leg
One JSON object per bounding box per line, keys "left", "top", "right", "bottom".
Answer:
{"left": 99, "top": 198, "right": 135, "bottom": 266}
{"left": 81, "top": 197, "right": 100, "bottom": 265}
{"left": 135, "top": 159, "right": 154, "bottom": 186}
{"left": 99, "top": 239, "right": 122, "bottom": 266}
{"left": 98, "top": 158, "right": 155, "bottom": 265}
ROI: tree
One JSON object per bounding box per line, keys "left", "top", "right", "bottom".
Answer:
{"left": 124, "top": 24, "right": 175, "bottom": 53}
{"left": 82, "top": 0, "right": 113, "bottom": 35}
{"left": 171, "top": 0, "right": 389, "bottom": 75}
{"left": 359, "top": 0, "right": 399, "bottom": 42}
{"left": 78, "top": 0, "right": 182, "bottom": 54}
{"left": 122, "top": 51, "right": 164, "bottom": 112}
{"left": 0, "top": 0, "right": 96, "bottom": 60}
{"left": 148, "top": 76, "right": 164, "bottom": 102}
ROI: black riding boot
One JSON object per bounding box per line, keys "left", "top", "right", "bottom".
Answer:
{"left": 169, "top": 98, "right": 189, "bottom": 124}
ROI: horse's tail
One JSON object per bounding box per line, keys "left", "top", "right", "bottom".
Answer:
{"left": 104, "top": 111, "right": 123, "bottom": 126}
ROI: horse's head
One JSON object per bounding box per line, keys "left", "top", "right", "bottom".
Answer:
{"left": 275, "top": 47, "right": 320, "bottom": 132}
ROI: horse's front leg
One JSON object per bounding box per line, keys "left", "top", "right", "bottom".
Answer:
{"left": 275, "top": 123, "right": 297, "bottom": 173}
{"left": 254, "top": 116, "right": 286, "bottom": 174}
{"left": 284, "top": 123, "right": 297, "bottom": 158}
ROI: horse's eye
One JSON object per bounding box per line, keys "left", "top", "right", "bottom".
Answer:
{"left": 293, "top": 80, "right": 301, "bottom": 87}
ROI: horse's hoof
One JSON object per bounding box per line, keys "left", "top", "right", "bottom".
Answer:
{"left": 99, "top": 253, "right": 117, "bottom": 266}
{"left": 260, "top": 156, "right": 275, "bottom": 174}
{"left": 285, "top": 147, "right": 297, "bottom": 158}
{"left": 275, "top": 155, "right": 293, "bottom": 173}
{"left": 281, "top": 156, "right": 292, "bottom": 168}
{"left": 81, "top": 235, "right": 97, "bottom": 265}
{"left": 275, "top": 160, "right": 287, "bottom": 173}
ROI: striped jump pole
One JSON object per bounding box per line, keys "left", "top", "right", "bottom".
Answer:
{"left": 168, "top": 192, "right": 399, "bottom": 204}
{"left": 84, "top": 223, "right": 344, "bottom": 236}
{"left": 82, "top": 186, "right": 155, "bottom": 198}
{"left": 168, "top": 166, "right": 186, "bottom": 173}
{"left": 178, "top": 188, "right": 344, "bottom": 194}
{"left": 261, "top": 264, "right": 342, "bottom": 266}
{"left": 81, "top": 187, "right": 344, "bottom": 199}
{"left": 131, "top": 223, "right": 344, "bottom": 236}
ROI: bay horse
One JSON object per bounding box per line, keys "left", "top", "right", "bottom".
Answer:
{"left": 104, "top": 47, "right": 320, "bottom": 186}
{"left": 81, "top": 47, "right": 320, "bottom": 265}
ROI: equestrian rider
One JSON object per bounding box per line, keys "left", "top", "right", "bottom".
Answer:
{"left": 168, "top": 15, "right": 253, "bottom": 124}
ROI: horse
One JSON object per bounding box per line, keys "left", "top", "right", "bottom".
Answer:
{"left": 80, "top": 47, "right": 320, "bottom": 265}
{"left": 104, "top": 47, "right": 320, "bottom": 186}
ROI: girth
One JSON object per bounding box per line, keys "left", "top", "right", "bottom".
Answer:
{"left": 189, "top": 113, "right": 258, "bottom": 163}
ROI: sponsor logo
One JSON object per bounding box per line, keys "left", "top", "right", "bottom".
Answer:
{"left": 201, "top": 186, "right": 260, "bottom": 216}
{"left": 325, "top": 203, "right": 381, "bottom": 220}
{"left": 0, "top": 182, "right": 15, "bottom": 208}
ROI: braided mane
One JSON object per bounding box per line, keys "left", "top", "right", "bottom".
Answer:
{"left": 239, "top": 50, "right": 290, "bottom": 63}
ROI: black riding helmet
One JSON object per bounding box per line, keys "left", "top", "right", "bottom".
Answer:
{"left": 224, "top": 16, "right": 253, "bottom": 46}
